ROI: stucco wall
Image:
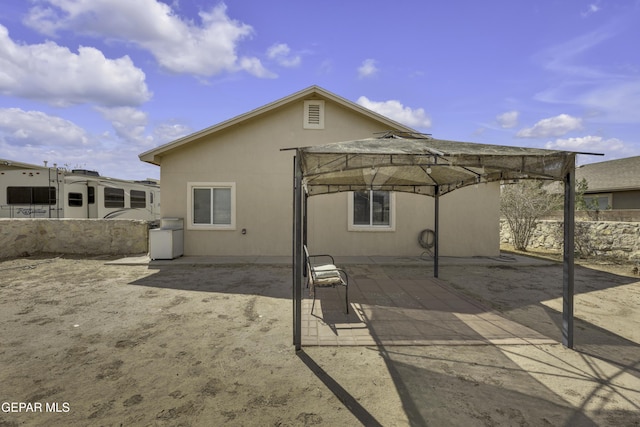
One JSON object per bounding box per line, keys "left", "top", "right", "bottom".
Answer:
{"left": 0, "top": 219, "right": 148, "bottom": 259}
{"left": 309, "top": 183, "right": 500, "bottom": 257}
{"left": 500, "top": 219, "right": 640, "bottom": 260}
{"left": 159, "top": 97, "right": 501, "bottom": 257}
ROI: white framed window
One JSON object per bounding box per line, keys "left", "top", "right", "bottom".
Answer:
{"left": 187, "top": 182, "right": 236, "bottom": 230}
{"left": 348, "top": 190, "right": 396, "bottom": 231}
{"left": 303, "top": 100, "right": 324, "bottom": 129}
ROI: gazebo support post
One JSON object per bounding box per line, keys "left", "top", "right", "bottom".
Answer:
{"left": 434, "top": 186, "right": 439, "bottom": 278}
{"left": 293, "top": 154, "right": 303, "bottom": 351}
{"left": 303, "top": 194, "right": 308, "bottom": 249}
{"left": 562, "top": 155, "right": 576, "bottom": 349}
{"left": 291, "top": 156, "right": 296, "bottom": 345}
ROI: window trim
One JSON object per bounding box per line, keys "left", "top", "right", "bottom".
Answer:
{"left": 347, "top": 190, "right": 396, "bottom": 232}
{"left": 187, "top": 182, "right": 236, "bottom": 230}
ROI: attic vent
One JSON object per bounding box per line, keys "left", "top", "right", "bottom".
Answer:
{"left": 308, "top": 104, "right": 320, "bottom": 124}
{"left": 303, "top": 100, "right": 324, "bottom": 129}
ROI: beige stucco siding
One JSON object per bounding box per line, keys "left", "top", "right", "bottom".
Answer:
{"left": 156, "top": 97, "right": 500, "bottom": 257}
{"left": 308, "top": 183, "right": 499, "bottom": 257}
{"left": 159, "top": 99, "right": 405, "bottom": 256}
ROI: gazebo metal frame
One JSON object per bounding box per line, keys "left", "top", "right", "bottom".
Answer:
{"left": 286, "top": 134, "right": 601, "bottom": 351}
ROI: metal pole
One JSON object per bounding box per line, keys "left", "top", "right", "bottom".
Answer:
{"left": 434, "top": 186, "right": 439, "bottom": 278}
{"left": 303, "top": 193, "right": 308, "bottom": 278}
{"left": 294, "top": 154, "right": 303, "bottom": 351}
{"left": 291, "top": 156, "right": 296, "bottom": 346}
{"left": 563, "top": 155, "right": 576, "bottom": 349}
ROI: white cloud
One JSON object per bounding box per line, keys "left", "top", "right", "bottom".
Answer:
{"left": 550, "top": 136, "right": 638, "bottom": 164}
{"left": 239, "top": 57, "right": 277, "bottom": 79}
{"left": 516, "top": 114, "right": 583, "bottom": 138}
{"left": 533, "top": 23, "right": 640, "bottom": 125}
{"left": 581, "top": 3, "right": 601, "bottom": 17}
{"left": 578, "top": 80, "right": 640, "bottom": 124}
{"left": 95, "top": 106, "right": 152, "bottom": 146}
{"left": 496, "top": 111, "right": 519, "bottom": 128}
{"left": 24, "top": 0, "right": 272, "bottom": 78}
{"left": 545, "top": 135, "right": 623, "bottom": 151}
{"left": 0, "top": 25, "right": 150, "bottom": 107}
{"left": 358, "top": 59, "right": 378, "bottom": 79}
{"left": 357, "top": 96, "right": 431, "bottom": 129}
{"left": 0, "top": 107, "right": 160, "bottom": 179}
{"left": 153, "top": 121, "right": 191, "bottom": 145}
{"left": 267, "top": 43, "right": 301, "bottom": 68}
{"left": 536, "top": 27, "right": 612, "bottom": 79}
{"left": 0, "top": 108, "right": 90, "bottom": 147}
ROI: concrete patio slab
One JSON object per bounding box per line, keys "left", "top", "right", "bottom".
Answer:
{"left": 108, "top": 252, "right": 556, "bottom": 267}
{"left": 302, "top": 266, "right": 556, "bottom": 347}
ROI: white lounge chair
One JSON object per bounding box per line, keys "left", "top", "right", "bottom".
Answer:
{"left": 304, "top": 245, "right": 349, "bottom": 315}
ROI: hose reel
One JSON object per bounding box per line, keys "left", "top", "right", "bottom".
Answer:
{"left": 418, "top": 228, "right": 435, "bottom": 257}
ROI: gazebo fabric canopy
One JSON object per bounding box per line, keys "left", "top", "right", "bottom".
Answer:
{"left": 298, "top": 136, "right": 581, "bottom": 197}
{"left": 290, "top": 134, "right": 600, "bottom": 352}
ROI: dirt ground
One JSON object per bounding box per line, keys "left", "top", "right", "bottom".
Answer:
{"left": 0, "top": 250, "right": 639, "bottom": 426}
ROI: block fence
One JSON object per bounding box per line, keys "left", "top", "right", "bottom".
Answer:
{"left": 0, "top": 219, "right": 149, "bottom": 259}
{"left": 500, "top": 219, "right": 640, "bottom": 261}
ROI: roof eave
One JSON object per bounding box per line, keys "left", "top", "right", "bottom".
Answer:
{"left": 138, "top": 85, "right": 418, "bottom": 164}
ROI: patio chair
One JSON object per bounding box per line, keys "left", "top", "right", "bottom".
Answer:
{"left": 304, "top": 245, "right": 349, "bottom": 315}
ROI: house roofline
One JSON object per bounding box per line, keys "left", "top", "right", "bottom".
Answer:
{"left": 139, "top": 85, "right": 418, "bottom": 165}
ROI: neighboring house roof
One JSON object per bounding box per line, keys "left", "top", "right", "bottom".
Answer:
{"left": 139, "top": 85, "right": 417, "bottom": 166}
{"left": 577, "top": 156, "right": 640, "bottom": 193}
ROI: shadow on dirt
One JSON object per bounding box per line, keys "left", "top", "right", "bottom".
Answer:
{"left": 129, "top": 260, "right": 640, "bottom": 425}
{"left": 128, "top": 264, "right": 292, "bottom": 299}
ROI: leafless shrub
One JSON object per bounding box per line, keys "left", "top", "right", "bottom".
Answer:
{"left": 500, "top": 180, "right": 562, "bottom": 251}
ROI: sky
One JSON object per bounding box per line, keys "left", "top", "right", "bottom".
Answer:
{"left": 1, "top": 0, "right": 639, "bottom": 180}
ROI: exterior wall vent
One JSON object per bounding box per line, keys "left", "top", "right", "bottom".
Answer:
{"left": 303, "top": 100, "right": 325, "bottom": 129}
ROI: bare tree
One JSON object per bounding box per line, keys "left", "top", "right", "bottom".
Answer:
{"left": 500, "top": 180, "right": 562, "bottom": 251}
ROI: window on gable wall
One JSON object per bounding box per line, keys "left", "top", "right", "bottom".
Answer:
{"left": 188, "top": 182, "right": 236, "bottom": 230}
{"left": 348, "top": 190, "right": 396, "bottom": 231}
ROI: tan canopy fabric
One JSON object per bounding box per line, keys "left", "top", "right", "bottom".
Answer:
{"left": 298, "top": 135, "right": 586, "bottom": 196}
{"left": 290, "top": 134, "right": 602, "bottom": 351}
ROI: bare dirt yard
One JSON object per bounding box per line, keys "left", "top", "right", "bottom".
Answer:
{"left": 1, "top": 251, "right": 639, "bottom": 426}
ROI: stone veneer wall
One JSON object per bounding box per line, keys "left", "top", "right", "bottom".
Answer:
{"left": 0, "top": 219, "right": 149, "bottom": 259}
{"left": 500, "top": 219, "right": 640, "bottom": 260}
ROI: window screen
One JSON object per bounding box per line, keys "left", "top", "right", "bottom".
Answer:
{"left": 193, "top": 187, "right": 232, "bottom": 225}
{"left": 353, "top": 190, "right": 390, "bottom": 226}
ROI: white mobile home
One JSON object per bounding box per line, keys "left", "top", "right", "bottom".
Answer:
{"left": 0, "top": 160, "right": 160, "bottom": 221}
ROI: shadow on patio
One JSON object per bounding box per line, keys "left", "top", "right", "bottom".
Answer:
{"left": 302, "top": 264, "right": 555, "bottom": 346}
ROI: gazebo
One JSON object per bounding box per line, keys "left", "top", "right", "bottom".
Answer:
{"left": 287, "top": 134, "right": 600, "bottom": 351}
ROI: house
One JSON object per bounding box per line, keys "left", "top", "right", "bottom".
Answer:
{"left": 576, "top": 156, "right": 640, "bottom": 210}
{"left": 139, "top": 86, "right": 500, "bottom": 257}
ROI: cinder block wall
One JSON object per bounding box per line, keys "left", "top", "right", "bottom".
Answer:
{"left": 0, "top": 219, "right": 149, "bottom": 259}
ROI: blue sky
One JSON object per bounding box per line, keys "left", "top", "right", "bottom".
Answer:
{"left": 1, "top": 0, "right": 639, "bottom": 180}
